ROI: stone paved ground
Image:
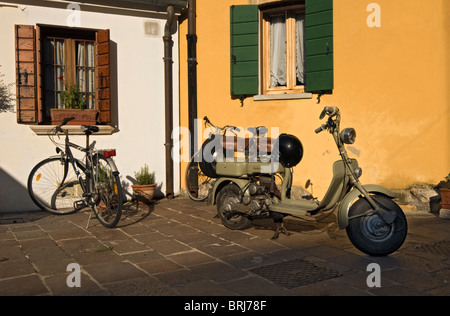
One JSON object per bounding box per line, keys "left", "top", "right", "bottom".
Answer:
{"left": 0, "top": 198, "right": 449, "bottom": 296}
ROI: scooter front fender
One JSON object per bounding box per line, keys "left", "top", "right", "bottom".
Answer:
{"left": 338, "top": 184, "right": 396, "bottom": 229}
{"left": 208, "top": 178, "right": 251, "bottom": 205}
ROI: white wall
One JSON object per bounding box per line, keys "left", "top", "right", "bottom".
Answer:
{"left": 0, "top": 4, "right": 180, "bottom": 212}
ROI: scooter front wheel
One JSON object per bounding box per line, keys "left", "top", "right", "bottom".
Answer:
{"left": 346, "top": 194, "right": 407, "bottom": 256}
{"left": 216, "top": 184, "right": 252, "bottom": 230}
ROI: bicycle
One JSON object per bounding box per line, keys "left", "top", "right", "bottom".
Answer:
{"left": 185, "top": 116, "right": 273, "bottom": 201}
{"left": 27, "top": 117, "right": 123, "bottom": 228}
{"left": 185, "top": 116, "right": 236, "bottom": 201}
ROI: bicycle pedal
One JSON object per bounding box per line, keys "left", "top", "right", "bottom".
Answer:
{"left": 74, "top": 200, "right": 87, "bottom": 211}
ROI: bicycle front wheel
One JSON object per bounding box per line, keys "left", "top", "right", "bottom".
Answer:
{"left": 92, "top": 155, "right": 123, "bottom": 228}
{"left": 28, "top": 157, "right": 86, "bottom": 215}
{"left": 185, "top": 153, "right": 215, "bottom": 201}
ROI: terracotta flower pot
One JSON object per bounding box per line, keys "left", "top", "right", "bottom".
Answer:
{"left": 440, "top": 188, "right": 450, "bottom": 209}
{"left": 131, "top": 184, "right": 156, "bottom": 204}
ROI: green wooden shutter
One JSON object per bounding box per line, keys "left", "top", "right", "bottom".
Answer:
{"left": 230, "top": 5, "right": 258, "bottom": 96}
{"left": 305, "top": 0, "right": 333, "bottom": 92}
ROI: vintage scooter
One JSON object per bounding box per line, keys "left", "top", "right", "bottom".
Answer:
{"left": 207, "top": 106, "right": 407, "bottom": 256}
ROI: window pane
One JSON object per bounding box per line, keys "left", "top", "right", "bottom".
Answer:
{"left": 270, "top": 15, "right": 287, "bottom": 87}
{"left": 295, "top": 13, "right": 305, "bottom": 85}
{"left": 44, "top": 38, "right": 54, "bottom": 64}
{"left": 44, "top": 38, "right": 65, "bottom": 110}
{"left": 76, "top": 41, "right": 96, "bottom": 109}
{"left": 76, "top": 41, "right": 86, "bottom": 92}
{"left": 55, "top": 39, "right": 65, "bottom": 66}
{"left": 55, "top": 66, "right": 65, "bottom": 93}
{"left": 86, "top": 42, "right": 94, "bottom": 67}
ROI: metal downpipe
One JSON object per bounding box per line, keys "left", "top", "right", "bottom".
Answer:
{"left": 187, "top": 0, "right": 197, "bottom": 158}
{"left": 164, "top": 5, "right": 175, "bottom": 199}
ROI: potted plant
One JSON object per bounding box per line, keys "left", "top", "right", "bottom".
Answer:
{"left": 131, "top": 164, "right": 156, "bottom": 204}
{"left": 50, "top": 84, "right": 98, "bottom": 125}
{"left": 437, "top": 173, "right": 450, "bottom": 209}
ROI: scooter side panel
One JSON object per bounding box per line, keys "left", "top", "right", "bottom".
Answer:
{"left": 216, "top": 161, "right": 284, "bottom": 177}
{"left": 337, "top": 184, "right": 396, "bottom": 229}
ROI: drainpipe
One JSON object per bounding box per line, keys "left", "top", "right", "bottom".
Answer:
{"left": 164, "top": 5, "right": 175, "bottom": 199}
{"left": 187, "top": 0, "right": 197, "bottom": 158}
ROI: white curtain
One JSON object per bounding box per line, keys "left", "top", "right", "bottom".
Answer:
{"left": 295, "top": 13, "right": 305, "bottom": 85}
{"left": 76, "top": 41, "right": 95, "bottom": 108}
{"left": 44, "top": 39, "right": 65, "bottom": 109}
{"left": 270, "top": 15, "right": 286, "bottom": 87}
{"left": 86, "top": 42, "right": 95, "bottom": 108}
{"left": 76, "top": 41, "right": 85, "bottom": 92}
{"left": 55, "top": 39, "right": 65, "bottom": 98}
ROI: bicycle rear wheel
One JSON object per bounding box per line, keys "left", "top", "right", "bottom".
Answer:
{"left": 92, "top": 155, "right": 123, "bottom": 228}
{"left": 185, "top": 153, "right": 215, "bottom": 201}
{"left": 28, "top": 157, "right": 86, "bottom": 215}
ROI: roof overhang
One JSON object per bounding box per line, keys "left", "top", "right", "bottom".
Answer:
{"left": 0, "top": 0, "right": 187, "bottom": 14}
{"left": 65, "top": 0, "right": 187, "bottom": 13}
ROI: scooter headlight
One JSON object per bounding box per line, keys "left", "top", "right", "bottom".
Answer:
{"left": 340, "top": 128, "right": 356, "bottom": 144}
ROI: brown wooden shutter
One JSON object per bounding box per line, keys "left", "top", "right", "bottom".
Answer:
{"left": 95, "top": 29, "right": 111, "bottom": 124}
{"left": 15, "top": 25, "right": 39, "bottom": 124}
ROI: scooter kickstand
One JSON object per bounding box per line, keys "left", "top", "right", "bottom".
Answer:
{"left": 271, "top": 221, "right": 292, "bottom": 240}
{"left": 271, "top": 213, "right": 292, "bottom": 239}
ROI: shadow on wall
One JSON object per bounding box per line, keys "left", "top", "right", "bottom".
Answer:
{"left": 0, "top": 167, "right": 38, "bottom": 213}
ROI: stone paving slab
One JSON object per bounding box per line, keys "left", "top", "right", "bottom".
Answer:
{"left": 0, "top": 198, "right": 449, "bottom": 296}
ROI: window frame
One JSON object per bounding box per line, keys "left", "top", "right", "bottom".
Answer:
{"left": 43, "top": 36, "right": 96, "bottom": 112}
{"left": 261, "top": 4, "right": 306, "bottom": 96}
{"left": 40, "top": 25, "right": 97, "bottom": 122}
{"left": 15, "top": 24, "right": 112, "bottom": 126}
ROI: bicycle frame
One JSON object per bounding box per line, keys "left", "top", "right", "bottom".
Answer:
{"left": 56, "top": 127, "right": 118, "bottom": 210}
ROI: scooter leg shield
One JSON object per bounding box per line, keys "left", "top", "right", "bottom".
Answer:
{"left": 338, "top": 185, "right": 396, "bottom": 229}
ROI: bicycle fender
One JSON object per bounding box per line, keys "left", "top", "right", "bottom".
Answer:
{"left": 338, "top": 184, "right": 396, "bottom": 229}
{"left": 209, "top": 178, "right": 251, "bottom": 205}
{"left": 105, "top": 157, "right": 119, "bottom": 174}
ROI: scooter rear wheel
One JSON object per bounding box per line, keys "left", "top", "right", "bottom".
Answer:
{"left": 216, "top": 184, "right": 252, "bottom": 230}
{"left": 346, "top": 194, "right": 407, "bottom": 256}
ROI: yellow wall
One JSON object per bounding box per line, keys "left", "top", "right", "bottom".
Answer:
{"left": 179, "top": 0, "right": 450, "bottom": 196}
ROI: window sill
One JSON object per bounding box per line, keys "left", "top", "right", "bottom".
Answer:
{"left": 253, "top": 93, "right": 313, "bottom": 101}
{"left": 30, "top": 125, "right": 117, "bottom": 135}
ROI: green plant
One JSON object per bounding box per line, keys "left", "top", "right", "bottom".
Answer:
{"left": 59, "top": 84, "right": 86, "bottom": 109}
{"left": 437, "top": 173, "right": 450, "bottom": 189}
{"left": 0, "top": 66, "right": 14, "bottom": 112}
{"left": 134, "top": 164, "right": 155, "bottom": 185}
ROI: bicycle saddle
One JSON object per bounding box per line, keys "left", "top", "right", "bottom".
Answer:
{"left": 81, "top": 125, "right": 100, "bottom": 135}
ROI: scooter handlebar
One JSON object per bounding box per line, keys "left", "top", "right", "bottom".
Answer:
{"left": 315, "top": 124, "right": 326, "bottom": 134}
{"left": 325, "top": 106, "right": 338, "bottom": 117}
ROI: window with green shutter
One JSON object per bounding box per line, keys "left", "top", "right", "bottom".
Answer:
{"left": 230, "top": 0, "right": 333, "bottom": 97}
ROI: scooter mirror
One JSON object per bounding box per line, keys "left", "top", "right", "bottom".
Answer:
{"left": 305, "top": 179, "right": 311, "bottom": 189}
